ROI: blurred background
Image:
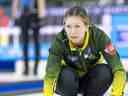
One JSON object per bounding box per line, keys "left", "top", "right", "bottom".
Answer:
{"left": 0, "top": 0, "right": 128, "bottom": 96}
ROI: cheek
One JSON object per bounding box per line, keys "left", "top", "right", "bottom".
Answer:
{"left": 83, "top": 27, "right": 88, "bottom": 32}
{"left": 82, "top": 25, "right": 89, "bottom": 31}
{"left": 79, "top": 32, "right": 85, "bottom": 38}
{"left": 65, "top": 28, "right": 71, "bottom": 34}
{"left": 79, "top": 27, "right": 86, "bottom": 35}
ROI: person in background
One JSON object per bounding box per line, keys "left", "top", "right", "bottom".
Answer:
{"left": 16, "top": 6, "right": 40, "bottom": 75}
{"left": 44, "top": 6, "right": 126, "bottom": 96}
{"left": 0, "top": 7, "right": 9, "bottom": 27}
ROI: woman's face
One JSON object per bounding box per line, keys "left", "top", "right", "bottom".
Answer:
{"left": 64, "top": 16, "right": 89, "bottom": 45}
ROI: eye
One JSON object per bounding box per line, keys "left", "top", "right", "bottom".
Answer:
{"left": 84, "top": 22, "right": 88, "bottom": 26}
{"left": 75, "top": 25, "right": 80, "bottom": 28}
{"left": 66, "top": 25, "right": 71, "bottom": 28}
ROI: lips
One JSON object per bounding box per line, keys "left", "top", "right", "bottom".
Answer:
{"left": 70, "top": 36, "right": 78, "bottom": 38}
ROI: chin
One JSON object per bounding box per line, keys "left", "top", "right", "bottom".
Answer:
{"left": 72, "top": 41, "right": 80, "bottom": 45}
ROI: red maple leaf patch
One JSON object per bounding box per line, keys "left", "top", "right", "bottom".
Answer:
{"left": 104, "top": 42, "right": 116, "bottom": 56}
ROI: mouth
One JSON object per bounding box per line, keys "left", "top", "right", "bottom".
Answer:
{"left": 70, "top": 36, "right": 78, "bottom": 39}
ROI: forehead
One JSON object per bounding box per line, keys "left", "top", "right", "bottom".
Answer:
{"left": 64, "top": 16, "right": 84, "bottom": 25}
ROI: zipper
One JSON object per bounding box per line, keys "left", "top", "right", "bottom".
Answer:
{"left": 78, "top": 49, "right": 87, "bottom": 72}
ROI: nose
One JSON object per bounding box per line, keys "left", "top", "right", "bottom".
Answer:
{"left": 70, "top": 27, "right": 76, "bottom": 34}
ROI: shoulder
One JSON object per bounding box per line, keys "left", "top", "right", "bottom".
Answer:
{"left": 90, "top": 25, "right": 105, "bottom": 36}
{"left": 89, "top": 25, "right": 111, "bottom": 50}
{"left": 89, "top": 25, "right": 109, "bottom": 41}
{"left": 51, "top": 29, "right": 67, "bottom": 48}
{"left": 54, "top": 29, "right": 67, "bottom": 43}
{"left": 49, "top": 29, "right": 67, "bottom": 55}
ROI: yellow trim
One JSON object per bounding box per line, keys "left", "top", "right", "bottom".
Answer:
{"left": 96, "top": 52, "right": 106, "bottom": 64}
{"left": 53, "top": 79, "right": 57, "bottom": 92}
{"left": 69, "top": 40, "right": 77, "bottom": 51}
{"left": 44, "top": 79, "right": 54, "bottom": 96}
{"left": 69, "top": 31, "right": 89, "bottom": 51}
{"left": 81, "top": 31, "right": 89, "bottom": 51}
{"left": 61, "top": 59, "right": 66, "bottom": 66}
{"left": 111, "top": 71, "right": 126, "bottom": 96}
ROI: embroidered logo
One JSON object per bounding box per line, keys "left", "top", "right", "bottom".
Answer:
{"left": 104, "top": 42, "right": 116, "bottom": 56}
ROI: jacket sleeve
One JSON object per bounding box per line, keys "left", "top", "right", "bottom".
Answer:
{"left": 44, "top": 37, "right": 63, "bottom": 96}
{"left": 95, "top": 27, "right": 126, "bottom": 96}
{"left": 102, "top": 43, "right": 126, "bottom": 95}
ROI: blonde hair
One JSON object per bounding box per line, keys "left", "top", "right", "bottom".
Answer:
{"left": 64, "top": 6, "right": 90, "bottom": 25}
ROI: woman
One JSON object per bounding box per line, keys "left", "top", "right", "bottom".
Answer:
{"left": 44, "top": 6, "right": 126, "bottom": 96}
{"left": 16, "top": 6, "right": 40, "bottom": 75}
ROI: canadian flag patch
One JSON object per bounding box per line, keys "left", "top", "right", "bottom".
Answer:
{"left": 104, "top": 42, "right": 116, "bottom": 56}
